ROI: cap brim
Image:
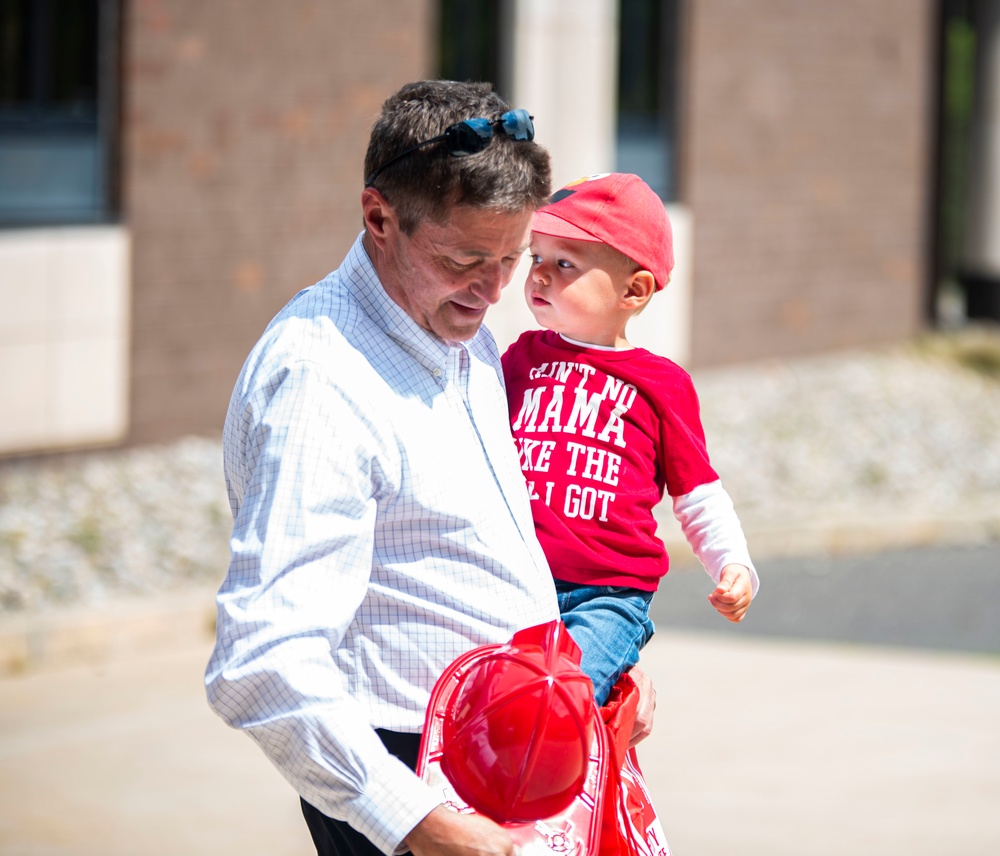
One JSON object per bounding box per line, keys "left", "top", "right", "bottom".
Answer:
{"left": 531, "top": 211, "right": 603, "bottom": 242}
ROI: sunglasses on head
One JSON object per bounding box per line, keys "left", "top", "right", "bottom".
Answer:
{"left": 364, "top": 108, "right": 535, "bottom": 188}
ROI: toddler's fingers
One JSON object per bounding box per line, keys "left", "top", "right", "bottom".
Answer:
{"left": 710, "top": 584, "right": 735, "bottom": 604}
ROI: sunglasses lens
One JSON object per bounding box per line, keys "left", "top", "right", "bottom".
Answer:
{"left": 500, "top": 109, "right": 534, "bottom": 141}
{"left": 444, "top": 119, "right": 494, "bottom": 155}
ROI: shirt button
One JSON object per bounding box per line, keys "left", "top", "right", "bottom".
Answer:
{"left": 433, "top": 368, "right": 443, "bottom": 377}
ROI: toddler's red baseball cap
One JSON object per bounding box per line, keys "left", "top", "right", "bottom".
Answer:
{"left": 531, "top": 172, "right": 674, "bottom": 290}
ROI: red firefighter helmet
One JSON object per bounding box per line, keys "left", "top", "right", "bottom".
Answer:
{"left": 418, "top": 620, "right": 610, "bottom": 854}
{"left": 441, "top": 620, "right": 596, "bottom": 822}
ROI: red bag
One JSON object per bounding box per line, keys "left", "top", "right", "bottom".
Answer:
{"left": 598, "top": 674, "right": 672, "bottom": 856}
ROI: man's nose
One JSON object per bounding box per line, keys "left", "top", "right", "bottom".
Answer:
{"left": 473, "top": 262, "right": 506, "bottom": 304}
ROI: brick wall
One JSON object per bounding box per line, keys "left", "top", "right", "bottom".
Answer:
{"left": 123, "top": 0, "right": 433, "bottom": 443}
{"left": 683, "top": 0, "right": 937, "bottom": 366}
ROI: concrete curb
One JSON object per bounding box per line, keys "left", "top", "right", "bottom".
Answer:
{"left": 0, "top": 586, "right": 218, "bottom": 677}
{"left": 3, "top": 506, "right": 999, "bottom": 678}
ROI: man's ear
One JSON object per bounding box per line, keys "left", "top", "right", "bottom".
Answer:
{"left": 361, "top": 186, "right": 398, "bottom": 248}
{"left": 623, "top": 270, "right": 657, "bottom": 309}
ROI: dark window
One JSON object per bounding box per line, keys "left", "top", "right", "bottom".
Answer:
{"left": 616, "top": 0, "right": 682, "bottom": 201}
{"left": 437, "top": 0, "right": 682, "bottom": 199}
{"left": 437, "top": 0, "right": 512, "bottom": 100}
{"left": 0, "top": 0, "right": 119, "bottom": 226}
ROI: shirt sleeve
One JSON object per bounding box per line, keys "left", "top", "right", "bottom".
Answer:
{"left": 672, "top": 479, "right": 760, "bottom": 597}
{"left": 206, "top": 358, "right": 442, "bottom": 855}
{"left": 657, "top": 371, "right": 719, "bottom": 498}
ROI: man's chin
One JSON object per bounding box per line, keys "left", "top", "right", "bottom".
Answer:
{"left": 436, "top": 309, "right": 488, "bottom": 343}
{"left": 441, "top": 328, "right": 482, "bottom": 345}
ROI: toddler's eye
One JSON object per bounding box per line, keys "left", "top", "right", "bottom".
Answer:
{"left": 558, "top": 259, "right": 573, "bottom": 269}
{"left": 530, "top": 254, "right": 542, "bottom": 265}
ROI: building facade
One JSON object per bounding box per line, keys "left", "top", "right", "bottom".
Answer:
{"left": 0, "top": 0, "right": 939, "bottom": 457}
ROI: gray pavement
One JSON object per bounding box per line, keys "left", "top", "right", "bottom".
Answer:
{"left": 644, "top": 630, "right": 1000, "bottom": 856}
{"left": 0, "top": 641, "right": 313, "bottom": 856}
{"left": 2, "top": 605, "right": 999, "bottom": 855}
{"left": 655, "top": 542, "right": 1000, "bottom": 654}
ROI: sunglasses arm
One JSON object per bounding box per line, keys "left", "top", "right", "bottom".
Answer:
{"left": 364, "top": 134, "right": 446, "bottom": 188}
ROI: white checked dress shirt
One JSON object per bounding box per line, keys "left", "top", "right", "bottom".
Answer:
{"left": 205, "top": 234, "right": 559, "bottom": 855}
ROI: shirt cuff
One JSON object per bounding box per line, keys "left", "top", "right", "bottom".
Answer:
{"left": 345, "top": 753, "right": 444, "bottom": 856}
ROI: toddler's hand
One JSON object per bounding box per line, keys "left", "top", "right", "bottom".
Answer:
{"left": 625, "top": 665, "right": 656, "bottom": 747}
{"left": 708, "top": 564, "right": 753, "bottom": 622}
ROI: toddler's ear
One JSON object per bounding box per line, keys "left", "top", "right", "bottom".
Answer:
{"left": 624, "top": 270, "right": 657, "bottom": 308}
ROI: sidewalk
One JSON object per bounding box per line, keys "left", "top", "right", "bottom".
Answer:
{"left": 0, "top": 640, "right": 313, "bottom": 856}
{"left": 1, "top": 631, "right": 998, "bottom": 856}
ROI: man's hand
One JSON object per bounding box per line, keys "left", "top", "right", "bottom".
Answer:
{"left": 626, "top": 664, "right": 656, "bottom": 747}
{"left": 708, "top": 564, "right": 753, "bottom": 622}
{"left": 404, "top": 805, "right": 516, "bottom": 856}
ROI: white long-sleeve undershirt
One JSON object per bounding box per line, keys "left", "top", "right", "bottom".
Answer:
{"left": 673, "top": 480, "right": 759, "bottom": 596}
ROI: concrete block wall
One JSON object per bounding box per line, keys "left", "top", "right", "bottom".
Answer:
{"left": 123, "top": 0, "right": 434, "bottom": 443}
{"left": 683, "top": 0, "right": 937, "bottom": 366}
{"left": 0, "top": 227, "right": 130, "bottom": 455}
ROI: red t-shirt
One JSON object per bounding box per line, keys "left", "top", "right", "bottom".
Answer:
{"left": 501, "top": 330, "right": 718, "bottom": 591}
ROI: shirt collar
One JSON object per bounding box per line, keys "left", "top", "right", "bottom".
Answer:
{"left": 343, "top": 232, "right": 475, "bottom": 376}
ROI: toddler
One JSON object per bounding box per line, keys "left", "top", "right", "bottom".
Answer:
{"left": 502, "top": 172, "right": 759, "bottom": 704}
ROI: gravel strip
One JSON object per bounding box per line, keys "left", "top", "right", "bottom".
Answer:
{"left": 2, "top": 327, "right": 999, "bottom": 615}
{"left": 695, "top": 328, "right": 1000, "bottom": 522}
{"left": 0, "top": 439, "right": 231, "bottom": 613}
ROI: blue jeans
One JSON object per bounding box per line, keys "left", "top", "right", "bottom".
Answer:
{"left": 554, "top": 580, "right": 656, "bottom": 706}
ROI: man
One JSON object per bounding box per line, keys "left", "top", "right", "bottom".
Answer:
{"left": 205, "top": 80, "right": 652, "bottom": 856}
